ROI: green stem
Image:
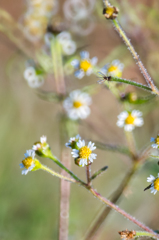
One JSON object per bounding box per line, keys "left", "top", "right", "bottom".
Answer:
{"left": 51, "top": 38, "right": 66, "bottom": 95}
{"left": 111, "top": 18, "right": 159, "bottom": 94}
{"left": 90, "top": 166, "right": 108, "bottom": 181}
{"left": 111, "top": 77, "right": 153, "bottom": 92}
{"left": 40, "top": 164, "right": 76, "bottom": 183}
{"left": 135, "top": 231, "right": 158, "bottom": 240}
{"left": 49, "top": 154, "right": 86, "bottom": 185}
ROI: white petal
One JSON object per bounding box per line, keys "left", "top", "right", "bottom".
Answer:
{"left": 147, "top": 175, "right": 155, "bottom": 182}
{"left": 151, "top": 143, "right": 158, "bottom": 149}
{"left": 22, "top": 169, "right": 28, "bottom": 175}
{"left": 19, "top": 163, "right": 24, "bottom": 168}
{"left": 79, "top": 158, "right": 87, "bottom": 167}
{"left": 86, "top": 68, "right": 93, "bottom": 76}
{"left": 124, "top": 124, "right": 134, "bottom": 132}
{"left": 91, "top": 57, "right": 98, "bottom": 65}
{"left": 80, "top": 51, "right": 89, "bottom": 59}
{"left": 117, "top": 111, "right": 128, "bottom": 120}
{"left": 116, "top": 120, "right": 124, "bottom": 128}
{"left": 131, "top": 110, "right": 142, "bottom": 117}
{"left": 134, "top": 118, "right": 144, "bottom": 127}
{"left": 71, "top": 149, "right": 79, "bottom": 158}
{"left": 71, "top": 59, "right": 80, "bottom": 68}
{"left": 75, "top": 69, "right": 85, "bottom": 79}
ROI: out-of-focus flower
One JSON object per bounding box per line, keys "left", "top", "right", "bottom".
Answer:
{"left": 71, "top": 139, "right": 97, "bottom": 167}
{"left": 19, "top": 150, "right": 36, "bottom": 175}
{"left": 63, "top": 90, "right": 92, "bottom": 120}
{"left": 63, "top": 0, "right": 95, "bottom": 35}
{"left": 144, "top": 173, "right": 159, "bottom": 195}
{"left": 102, "top": 60, "right": 124, "bottom": 78}
{"left": 150, "top": 134, "right": 159, "bottom": 149}
{"left": 71, "top": 51, "right": 98, "bottom": 79}
{"left": 65, "top": 134, "right": 81, "bottom": 148}
{"left": 20, "top": 0, "right": 58, "bottom": 42}
{"left": 118, "top": 230, "right": 136, "bottom": 240}
{"left": 44, "top": 31, "right": 76, "bottom": 55}
{"left": 24, "top": 66, "right": 44, "bottom": 88}
{"left": 117, "top": 110, "right": 143, "bottom": 131}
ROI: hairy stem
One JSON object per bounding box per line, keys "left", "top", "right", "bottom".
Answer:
{"left": 40, "top": 164, "right": 76, "bottom": 183}
{"left": 86, "top": 165, "right": 92, "bottom": 186}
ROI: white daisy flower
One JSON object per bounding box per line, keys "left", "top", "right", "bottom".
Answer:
{"left": 65, "top": 134, "right": 81, "bottom": 148}
{"left": 71, "top": 139, "right": 97, "bottom": 167}
{"left": 150, "top": 134, "right": 159, "bottom": 149}
{"left": 117, "top": 110, "right": 144, "bottom": 132}
{"left": 144, "top": 173, "right": 159, "bottom": 195}
{"left": 63, "top": 90, "right": 92, "bottom": 120}
{"left": 102, "top": 60, "right": 124, "bottom": 78}
{"left": 32, "top": 135, "right": 47, "bottom": 151}
{"left": 24, "top": 66, "right": 44, "bottom": 88}
{"left": 71, "top": 51, "right": 98, "bottom": 79}
{"left": 19, "top": 150, "right": 36, "bottom": 175}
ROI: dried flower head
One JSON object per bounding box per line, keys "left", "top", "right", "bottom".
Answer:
{"left": 103, "top": 4, "right": 119, "bottom": 20}
{"left": 118, "top": 230, "right": 136, "bottom": 239}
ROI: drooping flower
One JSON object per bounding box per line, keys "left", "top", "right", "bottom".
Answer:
{"left": 144, "top": 173, "right": 159, "bottom": 195}
{"left": 102, "top": 60, "right": 124, "bottom": 78}
{"left": 71, "top": 139, "right": 97, "bottom": 167}
{"left": 63, "top": 90, "right": 92, "bottom": 120}
{"left": 71, "top": 51, "right": 98, "bottom": 79}
{"left": 24, "top": 66, "right": 44, "bottom": 88}
{"left": 117, "top": 110, "right": 144, "bottom": 131}
{"left": 19, "top": 150, "right": 36, "bottom": 175}
{"left": 150, "top": 134, "right": 159, "bottom": 149}
{"left": 65, "top": 134, "right": 81, "bottom": 148}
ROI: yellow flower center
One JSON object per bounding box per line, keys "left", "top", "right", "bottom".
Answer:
{"left": 73, "top": 101, "right": 83, "bottom": 108}
{"left": 154, "top": 178, "right": 159, "bottom": 191}
{"left": 105, "top": 6, "right": 114, "bottom": 16}
{"left": 155, "top": 136, "right": 159, "bottom": 145}
{"left": 22, "top": 157, "right": 34, "bottom": 169}
{"left": 108, "top": 66, "right": 122, "bottom": 77}
{"left": 79, "top": 146, "right": 92, "bottom": 159}
{"left": 125, "top": 114, "right": 136, "bottom": 125}
{"left": 80, "top": 60, "right": 92, "bottom": 72}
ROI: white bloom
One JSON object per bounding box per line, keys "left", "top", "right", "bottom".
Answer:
{"left": 71, "top": 51, "right": 98, "bottom": 79}
{"left": 19, "top": 150, "right": 35, "bottom": 175}
{"left": 117, "top": 110, "right": 143, "bottom": 132}
{"left": 150, "top": 135, "right": 159, "bottom": 149}
{"left": 63, "top": 90, "right": 92, "bottom": 120}
{"left": 65, "top": 134, "right": 81, "bottom": 148}
{"left": 32, "top": 135, "right": 47, "bottom": 150}
{"left": 102, "top": 60, "right": 124, "bottom": 78}
{"left": 146, "top": 173, "right": 159, "bottom": 195}
{"left": 24, "top": 66, "right": 44, "bottom": 88}
{"left": 71, "top": 139, "right": 97, "bottom": 167}
{"left": 62, "top": 40, "right": 76, "bottom": 55}
{"left": 57, "top": 31, "right": 71, "bottom": 44}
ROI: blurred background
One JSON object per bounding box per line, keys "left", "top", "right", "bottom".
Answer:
{"left": 0, "top": 0, "right": 159, "bottom": 239}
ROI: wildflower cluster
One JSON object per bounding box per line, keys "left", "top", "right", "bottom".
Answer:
{"left": 21, "top": 0, "right": 58, "bottom": 41}
{"left": 24, "top": 65, "right": 45, "bottom": 88}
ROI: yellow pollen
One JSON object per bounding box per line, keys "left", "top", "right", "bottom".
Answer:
{"left": 108, "top": 65, "right": 118, "bottom": 73}
{"left": 155, "top": 136, "right": 159, "bottom": 145}
{"left": 22, "top": 157, "right": 34, "bottom": 169}
{"left": 73, "top": 101, "right": 83, "bottom": 108}
{"left": 79, "top": 146, "right": 92, "bottom": 159}
{"left": 125, "top": 114, "right": 136, "bottom": 125}
{"left": 106, "top": 6, "right": 114, "bottom": 16}
{"left": 154, "top": 178, "right": 159, "bottom": 191}
{"left": 80, "top": 60, "right": 92, "bottom": 72}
